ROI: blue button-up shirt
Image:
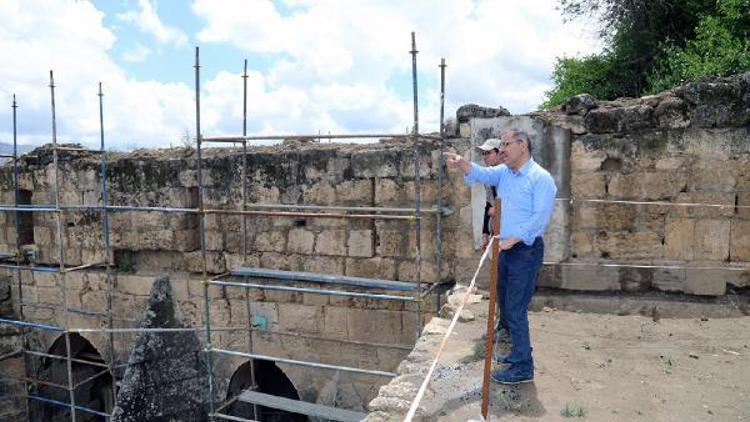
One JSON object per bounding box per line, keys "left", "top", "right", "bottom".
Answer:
{"left": 464, "top": 158, "right": 557, "bottom": 246}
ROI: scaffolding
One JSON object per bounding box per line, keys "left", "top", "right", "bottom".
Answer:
{"left": 0, "top": 32, "right": 449, "bottom": 421}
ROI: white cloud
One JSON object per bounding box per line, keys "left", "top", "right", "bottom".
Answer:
{"left": 0, "top": 0, "right": 193, "bottom": 150}
{"left": 122, "top": 43, "right": 151, "bottom": 62}
{"left": 117, "top": 0, "right": 188, "bottom": 47}
{"left": 192, "top": 0, "right": 603, "bottom": 135}
{"left": 0, "top": 0, "right": 603, "bottom": 151}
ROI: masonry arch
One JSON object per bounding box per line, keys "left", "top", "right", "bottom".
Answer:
{"left": 29, "top": 333, "right": 114, "bottom": 421}
{"left": 224, "top": 359, "right": 307, "bottom": 422}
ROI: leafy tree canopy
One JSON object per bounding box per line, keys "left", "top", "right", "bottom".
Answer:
{"left": 542, "top": 0, "right": 750, "bottom": 109}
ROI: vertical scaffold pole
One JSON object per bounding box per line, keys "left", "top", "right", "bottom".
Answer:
{"left": 50, "top": 70, "right": 77, "bottom": 422}
{"left": 435, "top": 58, "right": 446, "bottom": 314}
{"left": 98, "top": 82, "right": 117, "bottom": 412}
{"left": 410, "top": 32, "right": 422, "bottom": 339}
{"left": 241, "top": 58, "right": 259, "bottom": 421}
{"left": 11, "top": 96, "right": 21, "bottom": 319}
{"left": 12, "top": 94, "right": 31, "bottom": 420}
{"left": 195, "top": 46, "right": 216, "bottom": 419}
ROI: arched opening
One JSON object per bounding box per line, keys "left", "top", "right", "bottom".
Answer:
{"left": 29, "top": 333, "right": 114, "bottom": 421}
{"left": 225, "top": 360, "right": 307, "bottom": 422}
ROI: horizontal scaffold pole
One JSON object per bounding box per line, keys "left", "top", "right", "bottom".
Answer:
{"left": 209, "top": 279, "right": 416, "bottom": 302}
{"left": 210, "top": 347, "right": 397, "bottom": 377}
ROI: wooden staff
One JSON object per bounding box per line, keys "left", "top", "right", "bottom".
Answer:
{"left": 481, "top": 197, "right": 501, "bottom": 418}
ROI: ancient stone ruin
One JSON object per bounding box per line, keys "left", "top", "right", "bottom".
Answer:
{"left": 0, "top": 70, "right": 748, "bottom": 420}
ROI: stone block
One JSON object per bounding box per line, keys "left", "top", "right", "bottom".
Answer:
{"left": 376, "top": 230, "right": 404, "bottom": 257}
{"left": 204, "top": 230, "right": 224, "bottom": 251}
{"left": 571, "top": 232, "right": 593, "bottom": 257}
{"left": 608, "top": 172, "right": 686, "bottom": 200}
{"left": 302, "top": 256, "right": 344, "bottom": 275}
{"left": 730, "top": 220, "right": 750, "bottom": 261}
{"left": 561, "top": 264, "right": 620, "bottom": 291}
{"left": 403, "top": 180, "right": 437, "bottom": 204}
{"left": 345, "top": 257, "right": 397, "bottom": 280}
{"left": 36, "top": 286, "right": 62, "bottom": 305}
{"left": 347, "top": 309, "right": 402, "bottom": 343}
{"left": 173, "top": 229, "right": 199, "bottom": 251}
{"left": 694, "top": 219, "right": 730, "bottom": 260}
{"left": 254, "top": 231, "right": 286, "bottom": 253}
{"left": 570, "top": 144, "right": 607, "bottom": 172}
{"left": 259, "top": 252, "right": 299, "bottom": 271}
{"left": 348, "top": 230, "right": 373, "bottom": 258}
{"left": 738, "top": 192, "right": 750, "bottom": 219}
{"left": 315, "top": 230, "right": 347, "bottom": 256}
{"left": 335, "top": 180, "right": 372, "bottom": 204}
{"left": 350, "top": 151, "right": 398, "bottom": 178}
{"left": 655, "top": 157, "right": 687, "bottom": 171}
{"left": 689, "top": 160, "right": 736, "bottom": 192}
{"left": 571, "top": 172, "right": 607, "bottom": 198}
{"left": 80, "top": 291, "right": 108, "bottom": 312}
{"left": 34, "top": 272, "right": 58, "bottom": 288}
{"left": 397, "top": 259, "right": 440, "bottom": 283}
{"left": 594, "top": 231, "right": 663, "bottom": 260}
{"left": 651, "top": 267, "right": 686, "bottom": 292}
{"left": 685, "top": 268, "right": 726, "bottom": 295}
{"left": 374, "top": 179, "right": 401, "bottom": 204}
{"left": 287, "top": 228, "right": 315, "bottom": 254}
{"left": 116, "top": 275, "right": 155, "bottom": 296}
{"left": 302, "top": 293, "right": 328, "bottom": 307}
{"left": 672, "top": 192, "right": 735, "bottom": 218}
{"left": 278, "top": 303, "right": 322, "bottom": 333}
{"left": 302, "top": 183, "right": 336, "bottom": 204}
{"left": 664, "top": 218, "right": 695, "bottom": 260}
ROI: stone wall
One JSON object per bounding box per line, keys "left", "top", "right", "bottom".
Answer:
{"left": 2, "top": 71, "right": 750, "bottom": 419}
{"left": 529, "top": 72, "right": 750, "bottom": 295}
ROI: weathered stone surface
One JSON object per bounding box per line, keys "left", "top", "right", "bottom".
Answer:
{"left": 563, "top": 94, "right": 597, "bottom": 115}
{"left": 571, "top": 172, "right": 607, "bottom": 198}
{"left": 315, "top": 229, "right": 347, "bottom": 256}
{"left": 348, "top": 230, "right": 374, "bottom": 258}
{"left": 654, "top": 97, "right": 690, "bottom": 128}
{"left": 287, "top": 228, "right": 315, "bottom": 254}
{"left": 345, "top": 257, "right": 397, "bottom": 280}
{"left": 111, "top": 275, "right": 209, "bottom": 422}
{"left": 585, "top": 104, "right": 653, "bottom": 133}
{"left": 456, "top": 104, "right": 510, "bottom": 122}
{"left": 664, "top": 218, "right": 695, "bottom": 260}
{"left": 685, "top": 268, "right": 727, "bottom": 296}
{"left": 730, "top": 220, "right": 750, "bottom": 262}
{"left": 694, "top": 219, "right": 730, "bottom": 260}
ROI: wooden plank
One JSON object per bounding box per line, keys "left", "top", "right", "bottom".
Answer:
{"left": 237, "top": 390, "right": 366, "bottom": 422}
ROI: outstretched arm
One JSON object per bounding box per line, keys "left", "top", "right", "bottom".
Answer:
{"left": 443, "top": 152, "right": 472, "bottom": 174}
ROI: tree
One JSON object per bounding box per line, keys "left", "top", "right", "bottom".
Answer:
{"left": 542, "top": 0, "right": 750, "bottom": 108}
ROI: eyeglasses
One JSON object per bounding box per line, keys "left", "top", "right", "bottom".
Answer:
{"left": 500, "top": 140, "right": 522, "bottom": 148}
{"left": 481, "top": 150, "right": 497, "bottom": 156}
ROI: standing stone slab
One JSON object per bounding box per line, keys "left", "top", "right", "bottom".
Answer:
{"left": 111, "top": 275, "right": 209, "bottom": 422}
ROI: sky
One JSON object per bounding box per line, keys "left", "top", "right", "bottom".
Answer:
{"left": 0, "top": 0, "right": 601, "bottom": 150}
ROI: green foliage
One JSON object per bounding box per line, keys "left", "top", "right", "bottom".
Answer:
{"left": 542, "top": 54, "right": 617, "bottom": 109}
{"left": 561, "top": 402, "right": 588, "bottom": 418}
{"left": 544, "top": 0, "right": 750, "bottom": 108}
{"left": 648, "top": 0, "right": 750, "bottom": 93}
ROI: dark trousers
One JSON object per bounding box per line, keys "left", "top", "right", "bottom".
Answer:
{"left": 497, "top": 237, "right": 544, "bottom": 374}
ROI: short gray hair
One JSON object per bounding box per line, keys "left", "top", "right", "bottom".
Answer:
{"left": 504, "top": 130, "right": 533, "bottom": 154}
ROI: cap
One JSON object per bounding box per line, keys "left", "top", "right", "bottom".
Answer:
{"left": 476, "top": 138, "right": 502, "bottom": 151}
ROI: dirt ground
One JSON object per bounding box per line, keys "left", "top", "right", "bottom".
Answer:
{"left": 420, "top": 296, "right": 750, "bottom": 421}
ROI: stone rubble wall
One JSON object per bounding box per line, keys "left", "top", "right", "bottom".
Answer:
{"left": 527, "top": 72, "right": 750, "bottom": 295}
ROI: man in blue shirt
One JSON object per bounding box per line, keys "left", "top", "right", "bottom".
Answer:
{"left": 444, "top": 129, "right": 557, "bottom": 384}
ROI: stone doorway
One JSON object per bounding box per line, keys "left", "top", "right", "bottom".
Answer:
{"left": 224, "top": 360, "right": 307, "bottom": 422}
{"left": 29, "top": 333, "right": 114, "bottom": 421}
